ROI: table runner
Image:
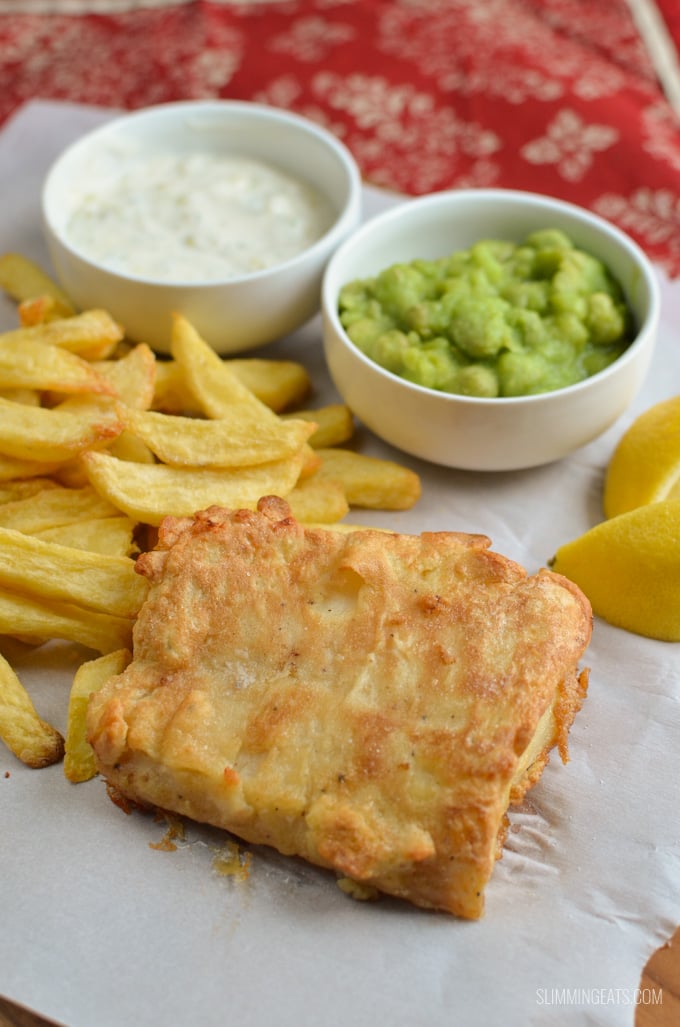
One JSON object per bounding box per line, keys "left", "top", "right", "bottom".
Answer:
{"left": 2, "top": 0, "right": 680, "bottom": 275}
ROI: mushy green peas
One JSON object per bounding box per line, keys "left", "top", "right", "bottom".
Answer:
{"left": 338, "top": 229, "right": 634, "bottom": 398}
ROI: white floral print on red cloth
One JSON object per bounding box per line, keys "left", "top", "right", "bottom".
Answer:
{"left": 2, "top": 0, "right": 680, "bottom": 275}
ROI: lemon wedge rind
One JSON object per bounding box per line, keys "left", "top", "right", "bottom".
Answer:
{"left": 603, "top": 395, "right": 680, "bottom": 519}
{"left": 551, "top": 499, "right": 680, "bottom": 642}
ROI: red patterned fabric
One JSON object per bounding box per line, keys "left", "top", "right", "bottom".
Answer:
{"left": 3, "top": 0, "right": 680, "bottom": 275}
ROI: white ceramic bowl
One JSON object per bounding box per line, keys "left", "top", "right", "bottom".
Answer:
{"left": 42, "top": 100, "right": 362, "bottom": 354}
{"left": 322, "top": 189, "right": 660, "bottom": 471}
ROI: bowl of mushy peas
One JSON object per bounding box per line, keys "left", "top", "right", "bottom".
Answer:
{"left": 321, "top": 189, "right": 660, "bottom": 471}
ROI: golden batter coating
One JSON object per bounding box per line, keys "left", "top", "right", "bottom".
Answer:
{"left": 87, "top": 496, "right": 591, "bottom": 918}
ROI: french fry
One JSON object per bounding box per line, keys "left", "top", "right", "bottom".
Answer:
{"left": 0, "top": 396, "right": 122, "bottom": 463}
{"left": 0, "top": 388, "right": 41, "bottom": 406}
{"left": 64, "top": 648, "right": 131, "bottom": 783}
{"left": 227, "top": 357, "right": 311, "bottom": 411}
{"left": 33, "top": 516, "right": 138, "bottom": 558}
{"left": 92, "top": 343, "right": 157, "bottom": 410}
{"left": 18, "top": 294, "right": 68, "bottom": 326}
{"left": 170, "top": 313, "right": 282, "bottom": 422}
{"left": 284, "top": 475, "right": 350, "bottom": 523}
{"left": 0, "top": 485, "right": 119, "bottom": 533}
{"left": 45, "top": 343, "right": 157, "bottom": 415}
{"left": 315, "top": 448, "right": 422, "bottom": 510}
{"left": 151, "top": 360, "right": 201, "bottom": 416}
{"left": 0, "top": 252, "right": 75, "bottom": 315}
{"left": 50, "top": 394, "right": 115, "bottom": 418}
{"left": 0, "top": 650, "right": 65, "bottom": 768}
{"left": 298, "top": 444, "right": 322, "bottom": 479}
{"left": 0, "top": 588, "right": 133, "bottom": 654}
{"left": 284, "top": 404, "right": 354, "bottom": 449}
{"left": 6, "top": 389, "right": 42, "bottom": 407}
{"left": 0, "top": 453, "right": 65, "bottom": 484}
{"left": 0, "top": 477, "right": 60, "bottom": 504}
{"left": 0, "top": 335, "right": 116, "bottom": 394}
{"left": 52, "top": 459, "right": 92, "bottom": 490}
{"left": 0, "top": 310, "right": 123, "bottom": 361}
{"left": 120, "top": 406, "right": 316, "bottom": 469}
{"left": 106, "top": 431, "right": 156, "bottom": 466}
{"left": 82, "top": 448, "right": 307, "bottom": 525}
{"left": 152, "top": 356, "right": 311, "bottom": 415}
{"left": 0, "top": 526, "right": 147, "bottom": 618}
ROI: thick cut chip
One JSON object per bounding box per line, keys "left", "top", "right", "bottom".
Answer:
{"left": 121, "top": 407, "right": 316, "bottom": 469}
{"left": 227, "top": 358, "right": 311, "bottom": 412}
{"left": 0, "top": 252, "right": 75, "bottom": 314}
{"left": 170, "top": 314, "right": 281, "bottom": 422}
{"left": 0, "top": 396, "right": 121, "bottom": 463}
{"left": 0, "top": 336, "right": 115, "bottom": 395}
{"left": 284, "top": 404, "right": 355, "bottom": 449}
{"left": 0, "top": 526, "right": 147, "bottom": 618}
{"left": 65, "top": 648, "right": 131, "bottom": 783}
{"left": 82, "top": 448, "right": 306, "bottom": 525}
{"left": 0, "top": 485, "right": 119, "bottom": 533}
{"left": 53, "top": 460, "right": 91, "bottom": 489}
{"left": 284, "top": 475, "right": 350, "bottom": 523}
{"left": 297, "top": 444, "right": 322, "bottom": 480}
{"left": 106, "top": 431, "right": 156, "bottom": 466}
{"left": 87, "top": 498, "right": 591, "bottom": 919}
{"left": 92, "top": 344, "right": 157, "bottom": 411}
{"left": 46, "top": 346, "right": 156, "bottom": 417}
{"left": 151, "top": 360, "right": 203, "bottom": 416}
{"left": 316, "top": 448, "right": 422, "bottom": 510}
{"left": 152, "top": 356, "right": 311, "bottom": 416}
{"left": 0, "top": 455, "right": 65, "bottom": 484}
{"left": 50, "top": 394, "right": 115, "bottom": 418}
{"left": 4, "top": 310, "right": 121, "bottom": 361}
{"left": 33, "top": 516, "right": 138, "bottom": 558}
{"left": 0, "top": 650, "right": 65, "bottom": 768}
{"left": 153, "top": 357, "right": 311, "bottom": 415}
{"left": 0, "top": 310, "right": 123, "bottom": 361}
{"left": 0, "top": 478, "right": 60, "bottom": 504}
{"left": 18, "top": 294, "right": 69, "bottom": 326}
{"left": 0, "top": 588, "right": 133, "bottom": 654}
{"left": 0, "top": 388, "right": 41, "bottom": 406}
{"left": 51, "top": 396, "right": 117, "bottom": 421}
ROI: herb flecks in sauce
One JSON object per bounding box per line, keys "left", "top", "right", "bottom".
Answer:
{"left": 67, "top": 152, "right": 335, "bottom": 282}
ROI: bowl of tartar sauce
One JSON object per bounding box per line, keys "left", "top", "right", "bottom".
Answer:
{"left": 42, "top": 100, "right": 362, "bottom": 354}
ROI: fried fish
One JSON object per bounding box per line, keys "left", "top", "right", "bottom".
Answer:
{"left": 87, "top": 496, "right": 591, "bottom": 918}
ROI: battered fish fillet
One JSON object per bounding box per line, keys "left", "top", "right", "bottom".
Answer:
{"left": 87, "top": 496, "right": 591, "bottom": 919}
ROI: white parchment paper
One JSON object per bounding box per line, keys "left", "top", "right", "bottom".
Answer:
{"left": 1, "top": 100, "right": 679, "bottom": 1027}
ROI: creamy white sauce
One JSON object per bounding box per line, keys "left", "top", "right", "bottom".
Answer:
{"left": 66, "top": 151, "right": 336, "bottom": 282}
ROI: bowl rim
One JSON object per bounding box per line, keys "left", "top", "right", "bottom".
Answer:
{"left": 322, "top": 187, "right": 661, "bottom": 408}
{"left": 42, "top": 98, "right": 363, "bottom": 289}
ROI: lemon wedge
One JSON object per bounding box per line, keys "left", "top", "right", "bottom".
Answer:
{"left": 550, "top": 500, "right": 680, "bottom": 641}
{"left": 603, "top": 394, "right": 680, "bottom": 518}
